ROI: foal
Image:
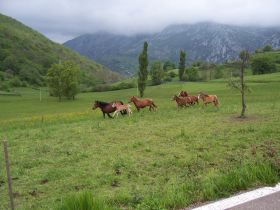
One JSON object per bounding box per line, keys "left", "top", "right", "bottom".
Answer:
{"left": 198, "top": 92, "right": 219, "bottom": 107}
{"left": 112, "top": 102, "right": 132, "bottom": 117}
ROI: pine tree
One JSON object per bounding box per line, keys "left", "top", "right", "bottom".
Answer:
{"left": 178, "top": 50, "right": 186, "bottom": 81}
{"left": 138, "top": 42, "right": 149, "bottom": 97}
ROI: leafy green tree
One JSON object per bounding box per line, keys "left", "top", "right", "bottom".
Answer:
{"left": 47, "top": 61, "right": 80, "bottom": 101}
{"left": 263, "top": 45, "right": 273, "bottom": 52}
{"left": 186, "top": 67, "right": 199, "bottom": 81}
{"left": 150, "top": 60, "right": 164, "bottom": 85}
{"left": 138, "top": 42, "right": 149, "bottom": 97}
{"left": 251, "top": 56, "right": 277, "bottom": 74}
{"left": 178, "top": 50, "right": 186, "bottom": 81}
{"left": 214, "top": 67, "right": 224, "bottom": 79}
{"left": 163, "top": 60, "right": 176, "bottom": 71}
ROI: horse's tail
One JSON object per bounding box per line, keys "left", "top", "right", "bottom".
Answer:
{"left": 214, "top": 96, "right": 219, "bottom": 106}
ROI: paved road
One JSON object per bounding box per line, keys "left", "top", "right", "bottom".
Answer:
{"left": 227, "top": 191, "right": 280, "bottom": 210}
{"left": 189, "top": 183, "right": 280, "bottom": 210}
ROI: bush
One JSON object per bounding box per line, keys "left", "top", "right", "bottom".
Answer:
{"left": 91, "top": 82, "right": 136, "bottom": 92}
{"left": 168, "top": 71, "right": 177, "bottom": 78}
{"left": 0, "top": 81, "right": 11, "bottom": 91}
{"left": 115, "top": 82, "right": 136, "bottom": 90}
{"left": 214, "top": 68, "right": 224, "bottom": 79}
{"left": 251, "top": 56, "right": 277, "bottom": 74}
{"left": 263, "top": 45, "right": 273, "bottom": 52}
{"left": 9, "top": 76, "right": 23, "bottom": 87}
{"left": 163, "top": 76, "right": 172, "bottom": 82}
{"left": 186, "top": 67, "right": 199, "bottom": 81}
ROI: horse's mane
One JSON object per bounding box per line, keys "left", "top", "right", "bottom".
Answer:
{"left": 200, "top": 92, "right": 209, "bottom": 97}
{"left": 95, "top": 100, "right": 109, "bottom": 106}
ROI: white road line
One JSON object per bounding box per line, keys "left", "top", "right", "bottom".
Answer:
{"left": 191, "top": 183, "right": 280, "bottom": 210}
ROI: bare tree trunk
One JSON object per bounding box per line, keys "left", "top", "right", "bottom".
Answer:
{"left": 240, "top": 61, "right": 246, "bottom": 118}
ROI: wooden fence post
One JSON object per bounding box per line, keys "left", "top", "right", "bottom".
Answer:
{"left": 3, "top": 140, "right": 15, "bottom": 210}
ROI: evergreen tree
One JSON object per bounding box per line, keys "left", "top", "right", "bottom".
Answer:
{"left": 178, "top": 50, "right": 186, "bottom": 81}
{"left": 138, "top": 42, "right": 149, "bottom": 97}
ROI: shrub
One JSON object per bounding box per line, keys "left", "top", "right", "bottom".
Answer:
{"left": 9, "top": 76, "right": 23, "bottom": 87}
{"left": 263, "top": 45, "right": 273, "bottom": 52}
{"left": 168, "top": 71, "right": 176, "bottom": 78}
{"left": 251, "top": 56, "right": 277, "bottom": 74}
{"left": 214, "top": 68, "right": 224, "bottom": 79}
{"left": 163, "top": 76, "right": 172, "bottom": 82}
{"left": 186, "top": 67, "right": 199, "bottom": 81}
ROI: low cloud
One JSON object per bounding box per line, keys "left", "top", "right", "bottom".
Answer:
{"left": 1, "top": 0, "right": 280, "bottom": 43}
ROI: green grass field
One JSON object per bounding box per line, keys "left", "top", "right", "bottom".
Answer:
{"left": 0, "top": 73, "right": 280, "bottom": 210}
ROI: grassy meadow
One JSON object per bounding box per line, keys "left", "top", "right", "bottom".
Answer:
{"left": 0, "top": 73, "right": 280, "bottom": 209}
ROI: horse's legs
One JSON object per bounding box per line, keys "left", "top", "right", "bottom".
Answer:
{"left": 113, "top": 111, "right": 117, "bottom": 118}
{"left": 107, "top": 113, "right": 113, "bottom": 118}
{"left": 103, "top": 112, "right": 106, "bottom": 118}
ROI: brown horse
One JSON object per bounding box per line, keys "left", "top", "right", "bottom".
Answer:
{"left": 178, "top": 90, "right": 198, "bottom": 105}
{"left": 129, "top": 96, "right": 157, "bottom": 111}
{"left": 92, "top": 100, "right": 126, "bottom": 118}
{"left": 198, "top": 92, "right": 219, "bottom": 107}
{"left": 172, "top": 95, "right": 191, "bottom": 108}
{"left": 188, "top": 95, "right": 199, "bottom": 105}
{"left": 178, "top": 90, "right": 188, "bottom": 97}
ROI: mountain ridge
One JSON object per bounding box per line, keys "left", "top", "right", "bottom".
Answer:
{"left": 64, "top": 22, "right": 280, "bottom": 75}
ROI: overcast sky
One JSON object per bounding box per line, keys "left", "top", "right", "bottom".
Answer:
{"left": 1, "top": 0, "right": 280, "bottom": 43}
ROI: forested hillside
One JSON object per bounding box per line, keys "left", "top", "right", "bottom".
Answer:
{"left": 0, "top": 14, "right": 121, "bottom": 90}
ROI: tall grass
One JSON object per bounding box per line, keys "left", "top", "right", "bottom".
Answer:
{"left": 56, "top": 191, "right": 114, "bottom": 210}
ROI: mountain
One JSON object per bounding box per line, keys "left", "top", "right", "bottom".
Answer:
{"left": 0, "top": 14, "right": 121, "bottom": 87}
{"left": 64, "top": 22, "right": 280, "bottom": 75}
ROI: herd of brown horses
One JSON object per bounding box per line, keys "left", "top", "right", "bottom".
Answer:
{"left": 92, "top": 91, "right": 219, "bottom": 118}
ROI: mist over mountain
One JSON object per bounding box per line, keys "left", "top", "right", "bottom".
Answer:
{"left": 64, "top": 22, "right": 280, "bottom": 75}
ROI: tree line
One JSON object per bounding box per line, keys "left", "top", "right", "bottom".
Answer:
{"left": 137, "top": 43, "right": 279, "bottom": 97}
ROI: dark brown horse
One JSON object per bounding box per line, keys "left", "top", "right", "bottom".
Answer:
{"left": 178, "top": 90, "right": 188, "bottom": 97}
{"left": 129, "top": 96, "right": 157, "bottom": 111}
{"left": 92, "top": 100, "right": 126, "bottom": 118}
{"left": 198, "top": 92, "right": 219, "bottom": 107}
{"left": 172, "top": 95, "right": 191, "bottom": 108}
